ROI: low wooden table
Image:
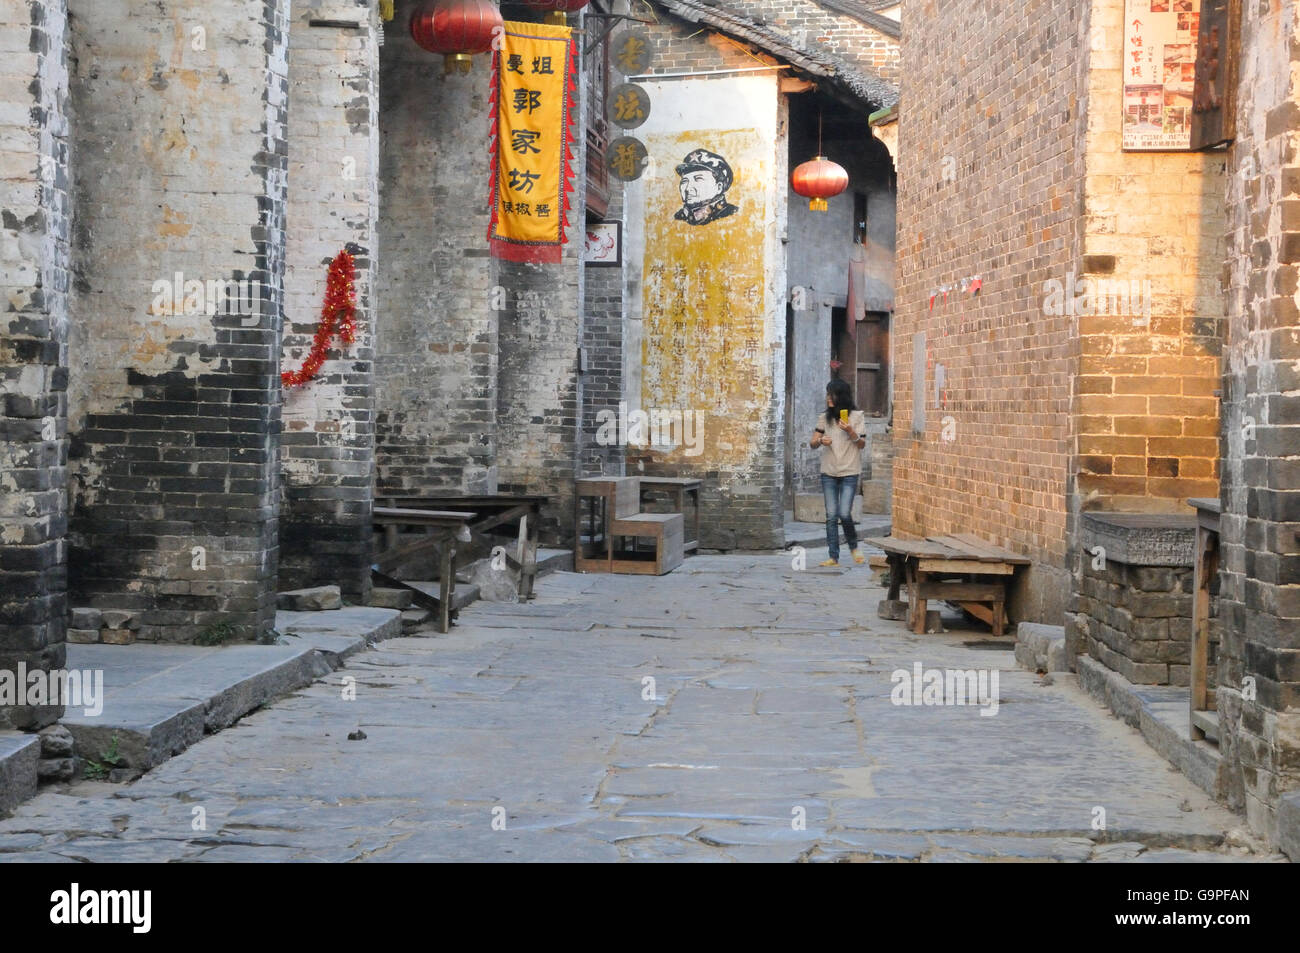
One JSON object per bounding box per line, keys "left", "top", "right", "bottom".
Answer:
{"left": 865, "top": 533, "right": 1029, "bottom": 636}
{"left": 377, "top": 495, "right": 548, "bottom": 600}
{"left": 372, "top": 507, "right": 476, "bottom": 633}
{"left": 637, "top": 477, "right": 702, "bottom": 553}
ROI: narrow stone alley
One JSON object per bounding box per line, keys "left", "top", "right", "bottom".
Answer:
{"left": 0, "top": 556, "right": 1283, "bottom": 863}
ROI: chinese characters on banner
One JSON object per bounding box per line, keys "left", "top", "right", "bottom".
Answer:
{"left": 1122, "top": 0, "right": 1201, "bottom": 150}
{"left": 488, "top": 21, "right": 578, "bottom": 263}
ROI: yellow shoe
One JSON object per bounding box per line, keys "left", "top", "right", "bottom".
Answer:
{"left": 852, "top": 550, "right": 866, "bottom": 565}
{"left": 819, "top": 558, "right": 839, "bottom": 567}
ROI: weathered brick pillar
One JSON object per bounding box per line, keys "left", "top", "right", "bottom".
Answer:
{"left": 279, "top": 2, "right": 379, "bottom": 602}
{"left": 1218, "top": 0, "right": 1300, "bottom": 847}
{"left": 494, "top": 11, "right": 587, "bottom": 545}
{"left": 0, "top": 0, "right": 71, "bottom": 729}
{"left": 376, "top": 0, "right": 499, "bottom": 499}
{"left": 64, "top": 0, "right": 289, "bottom": 643}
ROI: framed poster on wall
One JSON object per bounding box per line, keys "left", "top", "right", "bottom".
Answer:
{"left": 1122, "top": 0, "right": 1201, "bottom": 151}
{"left": 584, "top": 221, "right": 621, "bottom": 266}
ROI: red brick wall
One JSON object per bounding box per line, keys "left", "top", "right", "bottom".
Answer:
{"left": 892, "top": 0, "right": 1085, "bottom": 621}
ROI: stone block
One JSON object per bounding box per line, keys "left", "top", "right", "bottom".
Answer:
{"left": 0, "top": 733, "right": 40, "bottom": 813}
{"left": 1129, "top": 591, "right": 1193, "bottom": 618}
{"left": 1130, "top": 617, "right": 1170, "bottom": 641}
{"left": 37, "top": 757, "right": 75, "bottom": 781}
{"left": 70, "top": 607, "right": 101, "bottom": 630}
{"left": 368, "top": 587, "right": 413, "bottom": 610}
{"left": 277, "top": 585, "right": 343, "bottom": 611}
{"left": 100, "top": 610, "right": 140, "bottom": 630}
{"left": 100, "top": 628, "right": 135, "bottom": 645}
{"left": 1133, "top": 567, "right": 1178, "bottom": 591}
{"left": 1080, "top": 513, "right": 1197, "bottom": 567}
{"left": 877, "top": 599, "right": 908, "bottom": 621}
{"left": 38, "top": 724, "right": 74, "bottom": 757}
{"left": 66, "top": 628, "right": 100, "bottom": 644}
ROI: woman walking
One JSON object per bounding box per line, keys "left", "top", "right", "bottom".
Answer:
{"left": 809, "top": 378, "right": 867, "bottom": 567}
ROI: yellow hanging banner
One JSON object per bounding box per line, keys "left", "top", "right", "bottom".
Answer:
{"left": 488, "top": 20, "right": 576, "bottom": 263}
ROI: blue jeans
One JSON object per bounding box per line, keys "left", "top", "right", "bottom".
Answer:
{"left": 821, "top": 473, "right": 859, "bottom": 561}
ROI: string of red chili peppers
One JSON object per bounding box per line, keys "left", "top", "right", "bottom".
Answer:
{"left": 281, "top": 249, "right": 357, "bottom": 388}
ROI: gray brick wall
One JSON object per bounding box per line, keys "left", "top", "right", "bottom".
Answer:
{"left": 581, "top": 185, "right": 627, "bottom": 478}
{"left": 1217, "top": 0, "right": 1300, "bottom": 846}
{"left": 375, "top": 2, "right": 498, "bottom": 500}
{"left": 63, "top": 0, "right": 289, "bottom": 643}
{"left": 279, "top": 2, "right": 379, "bottom": 601}
{"left": 0, "top": 0, "right": 71, "bottom": 729}
{"left": 895, "top": 0, "right": 1083, "bottom": 622}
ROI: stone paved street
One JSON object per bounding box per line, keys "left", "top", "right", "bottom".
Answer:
{"left": 0, "top": 555, "right": 1286, "bottom": 863}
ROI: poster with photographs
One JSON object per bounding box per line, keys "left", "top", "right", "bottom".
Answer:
{"left": 1123, "top": 0, "right": 1200, "bottom": 150}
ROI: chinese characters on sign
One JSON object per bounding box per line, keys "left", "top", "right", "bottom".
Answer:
{"left": 606, "top": 30, "right": 653, "bottom": 185}
{"left": 1123, "top": 0, "right": 1202, "bottom": 150}
{"left": 612, "top": 28, "right": 652, "bottom": 75}
{"left": 609, "top": 83, "right": 650, "bottom": 130}
{"left": 607, "top": 136, "right": 648, "bottom": 182}
{"left": 489, "top": 21, "right": 576, "bottom": 263}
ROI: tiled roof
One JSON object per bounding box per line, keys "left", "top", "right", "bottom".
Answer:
{"left": 811, "top": 0, "right": 901, "bottom": 39}
{"left": 649, "top": 0, "right": 900, "bottom": 112}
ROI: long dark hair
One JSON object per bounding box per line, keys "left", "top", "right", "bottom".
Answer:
{"left": 825, "top": 378, "right": 856, "bottom": 425}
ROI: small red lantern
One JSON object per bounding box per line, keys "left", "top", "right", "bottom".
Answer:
{"left": 410, "top": 0, "right": 503, "bottom": 74}
{"left": 792, "top": 155, "right": 849, "bottom": 212}
{"left": 523, "top": 0, "right": 589, "bottom": 25}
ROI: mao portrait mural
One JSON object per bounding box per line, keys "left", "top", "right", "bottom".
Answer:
{"left": 674, "top": 149, "right": 739, "bottom": 226}
{"left": 624, "top": 74, "right": 781, "bottom": 469}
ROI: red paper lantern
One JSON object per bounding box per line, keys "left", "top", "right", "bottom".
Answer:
{"left": 791, "top": 155, "right": 849, "bottom": 212}
{"left": 410, "top": 0, "right": 503, "bottom": 73}
{"left": 523, "top": 0, "right": 589, "bottom": 25}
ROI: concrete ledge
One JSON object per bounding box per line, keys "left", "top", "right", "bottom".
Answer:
{"left": 278, "top": 605, "right": 402, "bottom": 664}
{"left": 1280, "top": 791, "right": 1300, "bottom": 863}
{"left": 0, "top": 732, "right": 40, "bottom": 815}
{"left": 1077, "top": 655, "right": 1227, "bottom": 802}
{"left": 60, "top": 607, "right": 400, "bottom": 779}
{"left": 1014, "top": 622, "right": 1068, "bottom": 673}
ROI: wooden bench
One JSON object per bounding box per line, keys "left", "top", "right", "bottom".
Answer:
{"left": 576, "top": 476, "right": 684, "bottom": 575}
{"left": 377, "top": 494, "right": 549, "bottom": 600}
{"left": 864, "top": 533, "right": 1030, "bottom": 636}
{"left": 372, "top": 507, "right": 476, "bottom": 633}
{"left": 637, "top": 477, "right": 702, "bottom": 553}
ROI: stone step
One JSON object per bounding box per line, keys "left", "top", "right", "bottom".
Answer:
{"left": 1076, "top": 655, "right": 1226, "bottom": 802}
{"left": 55, "top": 607, "right": 400, "bottom": 787}
{"left": 367, "top": 587, "right": 413, "bottom": 610}
{"left": 276, "top": 585, "right": 343, "bottom": 611}
{"left": 1014, "top": 621, "right": 1069, "bottom": 673}
{"left": 0, "top": 732, "right": 41, "bottom": 815}
{"left": 402, "top": 582, "right": 482, "bottom": 613}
